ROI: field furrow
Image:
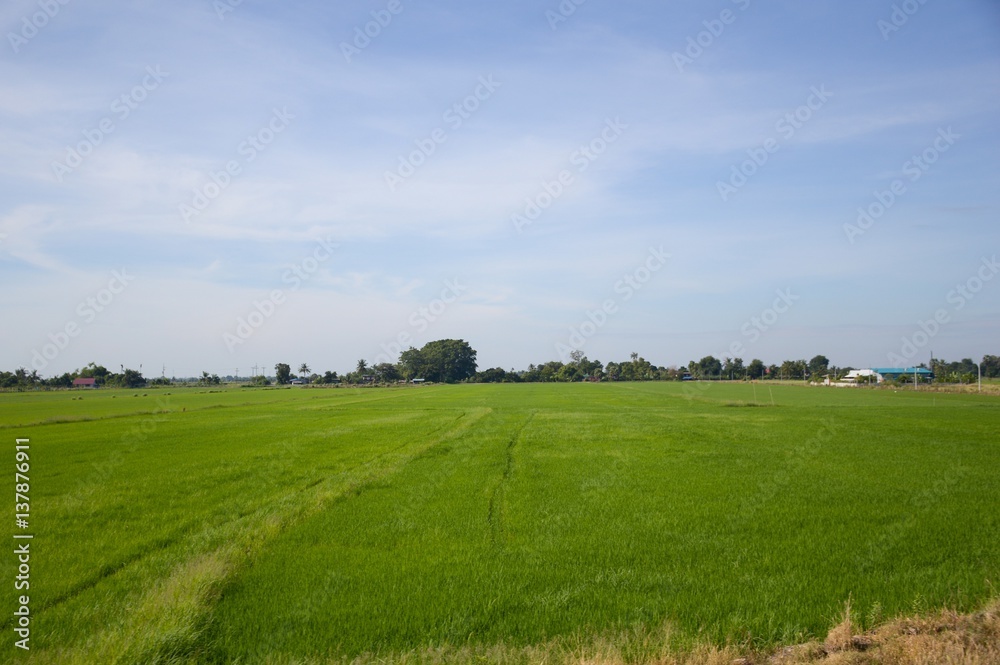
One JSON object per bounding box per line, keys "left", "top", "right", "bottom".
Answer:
{"left": 487, "top": 411, "right": 535, "bottom": 549}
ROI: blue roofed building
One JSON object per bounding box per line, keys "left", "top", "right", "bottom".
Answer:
{"left": 870, "top": 367, "right": 934, "bottom": 382}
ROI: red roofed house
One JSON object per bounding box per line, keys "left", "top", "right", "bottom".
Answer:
{"left": 72, "top": 378, "right": 97, "bottom": 388}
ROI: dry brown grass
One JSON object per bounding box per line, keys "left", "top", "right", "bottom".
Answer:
{"left": 908, "top": 383, "right": 1000, "bottom": 396}
{"left": 245, "top": 600, "right": 1000, "bottom": 665}
{"left": 303, "top": 600, "right": 1000, "bottom": 665}
{"left": 769, "top": 599, "right": 1000, "bottom": 665}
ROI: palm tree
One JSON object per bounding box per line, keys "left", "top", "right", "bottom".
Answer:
{"left": 298, "top": 363, "right": 310, "bottom": 379}
{"left": 356, "top": 359, "right": 368, "bottom": 374}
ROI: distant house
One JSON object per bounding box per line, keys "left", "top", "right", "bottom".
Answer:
{"left": 843, "top": 369, "right": 877, "bottom": 383}
{"left": 411, "top": 378, "right": 426, "bottom": 384}
{"left": 290, "top": 379, "right": 306, "bottom": 385}
{"left": 845, "top": 368, "right": 932, "bottom": 383}
{"left": 72, "top": 378, "right": 97, "bottom": 388}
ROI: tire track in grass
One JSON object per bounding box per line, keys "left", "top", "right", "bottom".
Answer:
{"left": 13, "top": 526, "right": 196, "bottom": 621}
{"left": 31, "top": 406, "right": 492, "bottom": 665}
{"left": 1, "top": 387, "right": 423, "bottom": 430}
{"left": 295, "top": 387, "right": 446, "bottom": 412}
{"left": 35, "top": 406, "right": 464, "bottom": 620}
{"left": 487, "top": 411, "right": 535, "bottom": 549}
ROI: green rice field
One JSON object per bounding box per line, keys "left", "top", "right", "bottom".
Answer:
{"left": 1, "top": 382, "right": 997, "bottom": 663}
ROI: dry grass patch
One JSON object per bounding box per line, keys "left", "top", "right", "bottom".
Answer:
{"left": 770, "top": 600, "right": 1000, "bottom": 665}
{"left": 251, "top": 601, "right": 1000, "bottom": 665}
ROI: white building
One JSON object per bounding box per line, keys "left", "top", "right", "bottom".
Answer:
{"left": 843, "top": 369, "right": 878, "bottom": 383}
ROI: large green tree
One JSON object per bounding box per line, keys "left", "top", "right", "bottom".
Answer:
{"left": 398, "top": 347, "right": 427, "bottom": 381}
{"left": 697, "top": 355, "right": 722, "bottom": 379}
{"left": 372, "top": 363, "right": 400, "bottom": 383}
{"left": 78, "top": 362, "right": 111, "bottom": 385}
{"left": 418, "top": 339, "right": 478, "bottom": 383}
{"left": 397, "top": 341, "right": 477, "bottom": 383}
{"left": 274, "top": 363, "right": 291, "bottom": 385}
{"left": 808, "top": 355, "right": 830, "bottom": 376}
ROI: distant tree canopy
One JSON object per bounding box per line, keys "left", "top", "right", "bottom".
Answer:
{"left": 472, "top": 367, "right": 515, "bottom": 383}
{"left": 696, "top": 355, "right": 723, "bottom": 378}
{"left": 78, "top": 362, "right": 106, "bottom": 380}
{"left": 274, "top": 363, "right": 291, "bottom": 385}
{"left": 372, "top": 362, "right": 400, "bottom": 383}
{"left": 399, "top": 339, "right": 477, "bottom": 383}
{"left": 116, "top": 368, "right": 146, "bottom": 388}
{"left": 200, "top": 371, "right": 221, "bottom": 386}
{"left": 933, "top": 357, "right": 997, "bottom": 382}
{"left": 808, "top": 355, "right": 830, "bottom": 375}
{"left": 723, "top": 357, "right": 745, "bottom": 379}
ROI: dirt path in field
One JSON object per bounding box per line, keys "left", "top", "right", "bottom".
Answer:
{"left": 32, "top": 407, "right": 494, "bottom": 665}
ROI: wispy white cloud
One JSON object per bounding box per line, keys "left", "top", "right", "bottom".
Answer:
{"left": 2, "top": 0, "right": 998, "bottom": 373}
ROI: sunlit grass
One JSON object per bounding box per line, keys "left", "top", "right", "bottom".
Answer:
{"left": 0, "top": 383, "right": 996, "bottom": 663}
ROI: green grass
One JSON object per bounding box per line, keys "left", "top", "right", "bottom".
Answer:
{"left": 0, "top": 383, "right": 997, "bottom": 664}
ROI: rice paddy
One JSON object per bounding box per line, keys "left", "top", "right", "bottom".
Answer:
{"left": 0, "top": 382, "right": 996, "bottom": 663}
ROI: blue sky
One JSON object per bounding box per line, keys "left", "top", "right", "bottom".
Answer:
{"left": 2, "top": 0, "right": 998, "bottom": 377}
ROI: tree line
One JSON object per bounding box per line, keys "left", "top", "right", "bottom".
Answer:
{"left": 469, "top": 353, "right": 1000, "bottom": 384}
{"left": 3, "top": 344, "right": 998, "bottom": 390}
